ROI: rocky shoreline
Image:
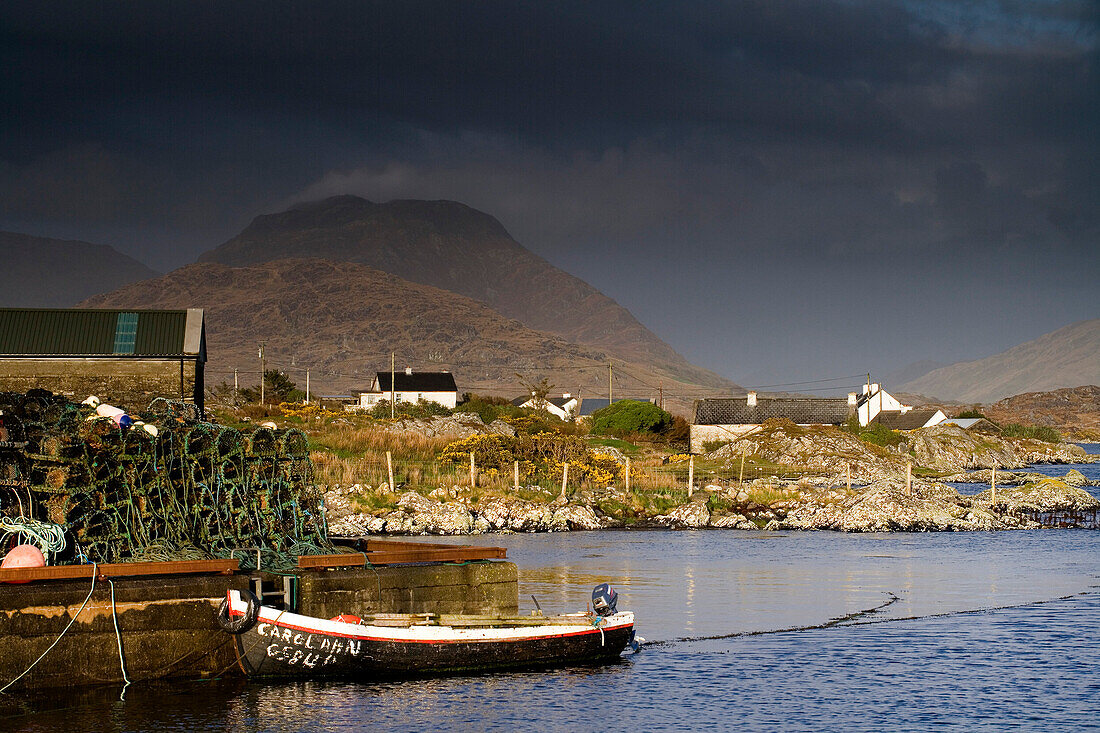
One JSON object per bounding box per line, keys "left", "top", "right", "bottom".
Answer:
{"left": 325, "top": 468, "right": 1099, "bottom": 536}
{"left": 323, "top": 421, "right": 1099, "bottom": 535}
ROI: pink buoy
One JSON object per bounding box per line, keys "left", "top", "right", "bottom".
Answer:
{"left": 2, "top": 544, "right": 46, "bottom": 582}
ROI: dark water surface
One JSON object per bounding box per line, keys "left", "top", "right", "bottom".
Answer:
{"left": 4, "top": 459, "right": 1100, "bottom": 731}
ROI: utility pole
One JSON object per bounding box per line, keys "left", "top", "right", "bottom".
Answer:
{"left": 305, "top": 369, "right": 310, "bottom": 404}
{"left": 608, "top": 362, "right": 613, "bottom": 405}
{"left": 233, "top": 368, "right": 238, "bottom": 399}
{"left": 390, "top": 352, "right": 396, "bottom": 419}
{"left": 258, "top": 343, "right": 266, "bottom": 405}
{"left": 659, "top": 382, "right": 664, "bottom": 410}
{"left": 865, "top": 372, "right": 872, "bottom": 426}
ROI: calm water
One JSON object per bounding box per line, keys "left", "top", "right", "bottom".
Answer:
{"left": 4, "top": 458, "right": 1100, "bottom": 732}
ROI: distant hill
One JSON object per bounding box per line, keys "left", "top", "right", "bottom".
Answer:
{"left": 0, "top": 231, "right": 158, "bottom": 307}
{"left": 985, "top": 385, "right": 1100, "bottom": 438}
{"left": 198, "top": 196, "right": 736, "bottom": 391}
{"left": 80, "top": 258, "right": 719, "bottom": 409}
{"left": 900, "top": 319, "right": 1100, "bottom": 403}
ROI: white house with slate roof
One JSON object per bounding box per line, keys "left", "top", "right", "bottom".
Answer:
{"left": 690, "top": 383, "right": 946, "bottom": 452}
{"left": 356, "top": 368, "right": 459, "bottom": 409}
{"left": 511, "top": 393, "right": 579, "bottom": 420}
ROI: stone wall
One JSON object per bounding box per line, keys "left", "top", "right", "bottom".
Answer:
{"left": 0, "top": 572, "right": 250, "bottom": 690}
{"left": 0, "top": 357, "right": 202, "bottom": 412}
{"left": 689, "top": 424, "right": 761, "bottom": 453}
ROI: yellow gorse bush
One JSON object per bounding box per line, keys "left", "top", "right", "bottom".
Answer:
{"left": 438, "top": 432, "right": 623, "bottom": 486}
{"left": 279, "top": 402, "right": 343, "bottom": 420}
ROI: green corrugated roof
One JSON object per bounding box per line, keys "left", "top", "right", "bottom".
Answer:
{"left": 0, "top": 308, "right": 197, "bottom": 356}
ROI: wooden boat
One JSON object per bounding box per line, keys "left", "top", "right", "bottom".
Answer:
{"left": 220, "top": 587, "right": 637, "bottom": 679}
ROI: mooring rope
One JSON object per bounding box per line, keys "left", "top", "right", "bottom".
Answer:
{"left": 0, "top": 563, "right": 98, "bottom": 694}
{"left": 108, "top": 579, "right": 131, "bottom": 700}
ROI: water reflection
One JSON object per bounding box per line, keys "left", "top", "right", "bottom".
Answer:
{"left": 5, "top": 523, "right": 1099, "bottom": 732}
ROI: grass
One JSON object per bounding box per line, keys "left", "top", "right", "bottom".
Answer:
{"left": 586, "top": 436, "right": 641, "bottom": 455}
{"left": 1000, "top": 423, "right": 1062, "bottom": 443}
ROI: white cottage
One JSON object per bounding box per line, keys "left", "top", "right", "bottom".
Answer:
{"left": 357, "top": 368, "right": 459, "bottom": 410}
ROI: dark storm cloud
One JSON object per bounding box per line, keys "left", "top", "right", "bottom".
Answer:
{"left": 1, "top": 1, "right": 1096, "bottom": 380}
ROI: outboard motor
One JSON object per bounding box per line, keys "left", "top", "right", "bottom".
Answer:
{"left": 592, "top": 583, "right": 618, "bottom": 617}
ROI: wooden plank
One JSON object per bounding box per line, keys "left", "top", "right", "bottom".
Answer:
{"left": 366, "top": 547, "right": 506, "bottom": 565}
{"left": 0, "top": 559, "right": 239, "bottom": 583}
{"left": 297, "top": 544, "right": 506, "bottom": 569}
{"left": 297, "top": 553, "right": 370, "bottom": 569}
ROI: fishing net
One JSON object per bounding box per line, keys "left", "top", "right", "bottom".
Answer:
{"left": 0, "top": 390, "right": 330, "bottom": 567}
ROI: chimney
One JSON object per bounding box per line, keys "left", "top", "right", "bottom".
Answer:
{"left": 871, "top": 382, "right": 880, "bottom": 393}
{"left": 747, "top": 391, "right": 757, "bottom": 407}
{"left": 405, "top": 367, "right": 413, "bottom": 376}
{"left": 847, "top": 392, "right": 857, "bottom": 406}
{"left": 562, "top": 393, "right": 571, "bottom": 399}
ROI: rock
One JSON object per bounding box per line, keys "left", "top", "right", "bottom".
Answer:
{"left": 709, "top": 513, "right": 756, "bottom": 529}
{"left": 379, "top": 413, "right": 515, "bottom": 440}
{"left": 476, "top": 499, "right": 567, "bottom": 532}
{"left": 1062, "top": 469, "right": 1089, "bottom": 487}
{"left": 706, "top": 422, "right": 910, "bottom": 483}
{"left": 909, "top": 425, "right": 1022, "bottom": 472}
{"left": 777, "top": 480, "right": 1000, "bottom": 532}
{"left": 654, "top": 502, "right": 710, "bottom": 528}
{"left": 971, "top": 478, "right": 1100, "bottom": 513}
{"left": 551, "top": 505, "right": 613, "bottom": 530}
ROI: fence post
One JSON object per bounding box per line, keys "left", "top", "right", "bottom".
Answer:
{"left": 469, "top": 451, "right": 476, "bottom": 488}
{"left": 687, "top": 455, "right": 694, "bottom": 498}
{"left": 561, "top": 462, "right": 569, "bottom": 499}
{"left": 386, "top": 451, "right": 394, "bottom": 493}
{"left": 739, "top": 453, "right": 745, "bottom": 485}
{"left": 991, "top": 465, "right": 997, "bottom": 506}
{"left": 514, "top": 460, "right": 520, "bottom": 491}
{"left": 906, "top": 461, "right": 912, "bottom": 496}
{"left": 846, "top": 463, "right": 851, "bottom": 491}
{"left": 625, "top": 457, "right": 631, "bottom": 492}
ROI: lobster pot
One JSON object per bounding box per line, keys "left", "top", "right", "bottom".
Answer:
{"left": 1, "top": 391, "right": 330, "bottom": 564}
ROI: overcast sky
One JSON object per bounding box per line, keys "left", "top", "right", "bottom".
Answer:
{"left": 2, "top": 2, "right": 1097, "bottom": 388}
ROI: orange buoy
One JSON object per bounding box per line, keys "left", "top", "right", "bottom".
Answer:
{"left": 2, "top": 544, "right": 46, "bottom": 582}
{"left": 330, "top": 614, "right": 362, "bottom": 624}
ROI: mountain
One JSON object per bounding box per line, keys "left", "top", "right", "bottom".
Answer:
{"left": 899, "top": 319, "right": 1100, "bottom": 403}
{"left": 882, "top": 360, "right": 946, "bottom": 389}
{"left": 198, "top": 196, "right": 735, "bottom": 390}
{"left": 0, "top": 231, "right": 158, "bottom": 308}
{"left": 79, "top": 259, "right": 717, "bottom": 409}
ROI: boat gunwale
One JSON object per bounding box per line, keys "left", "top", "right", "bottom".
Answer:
{"left": 227, "top": 589, "right": 634, "bottom": 645}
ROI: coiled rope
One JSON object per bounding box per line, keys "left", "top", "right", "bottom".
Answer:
{"left": 0, "top": 517, "right": 67, "bottom": 561}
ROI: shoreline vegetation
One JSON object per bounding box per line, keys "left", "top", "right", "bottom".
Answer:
{"left": 211, "top": 395, "right": 1099, "bottom": 535}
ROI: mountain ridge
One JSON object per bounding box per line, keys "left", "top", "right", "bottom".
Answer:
{"left": 0, "top": 231, "right": 158, "bottom": 308}
{"left": 79, "top": 258, "right": 719, "bottom": 412}
{"left": 900, "top": 319, "right": 1100, "bottom": 403}
{"left": 199, "top": 196, "right": 736, "bottom": 391}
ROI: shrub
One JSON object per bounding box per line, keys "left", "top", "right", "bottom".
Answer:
{"left": 369, "top": 399, "right": 452, "bottom": 420}
{"left": 1001, "top": 423, "right": 1061, "bottom": 443}
{"left": 438, "top": 432, "right": 623, "bottom": 486}
{"left": 851, "top": 422, "right": 905, "bottom": 448}
{"left": 589, "top": 400, "right": 673, "bottom": 436}
{"left": 956, "top": 408, "right": 986, "bottom": 419}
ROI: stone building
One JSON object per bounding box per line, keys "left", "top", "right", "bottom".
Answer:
{"left": 0, "top": 308, "right": 206, "bottom": 412}
{"left": 690, "top": 391, "right": 858, "bottom": 452}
